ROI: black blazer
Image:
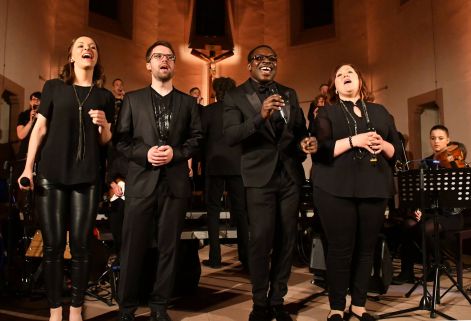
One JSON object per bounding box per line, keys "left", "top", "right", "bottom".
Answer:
{"left": 115, "top": 87, "right": 203, "bottom": 198}
{"left": 201, "top": 101, "right": 242, "bottom": 176}
{"left": 223, "top": 80, "right": 308, "bottom": 188}
{"left": 312, "top": 101, "right": 402, "bottom": 198}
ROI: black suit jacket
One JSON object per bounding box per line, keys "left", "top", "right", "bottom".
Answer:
{"left": 223, "top": 80, "right": 308, "bottom": 188}
{"left": 201, "top": 101, "right": 242, "bottom": 176}
{"left": 115, "top": 86, "right": 203, "bottom": 198}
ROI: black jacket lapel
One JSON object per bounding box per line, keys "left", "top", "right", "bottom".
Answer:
{"left": 241, "top": 81, "right": 276, "bottom": 138}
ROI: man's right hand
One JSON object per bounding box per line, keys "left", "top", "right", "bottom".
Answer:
{"left": 261, "top": 94, "right": 285, "bottom": 119}
{"left": 30, "top": 109, "right": 37, "bottom": 122}
{"left": 147, "top": 146, "right": 160, "bottom": 166}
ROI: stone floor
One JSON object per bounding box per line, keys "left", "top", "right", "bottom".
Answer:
{"left": 1, "top": 244, "right": 471, "bottom": 321}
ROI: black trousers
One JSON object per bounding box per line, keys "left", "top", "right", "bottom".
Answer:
{"left": 118, "top": 178, "right": 188, "bottom": 314}
{"left": 246, "top": 168, "right": 300, "bottom": 307}
{"left": 36, "top": 176, "right": 98, "bottom": 308}
{"left": 205, "top": 175, "right": 248, "bottom": 265}
{"left": 313, "top": 186, "right": 387, "bottom": 310}
{"left": 108, "top": 198, "right": 125, "bottom": 255}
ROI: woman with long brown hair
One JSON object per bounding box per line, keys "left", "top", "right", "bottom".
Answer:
{"left": 19, "top": 36, "right": 114, "bottom": 321}
{"left": 311, "top": 64, "right": 402, "bottom": 321}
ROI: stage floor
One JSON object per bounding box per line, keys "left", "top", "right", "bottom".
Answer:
{"left": 1, "top": 244, "right": 471, "bottom": 321}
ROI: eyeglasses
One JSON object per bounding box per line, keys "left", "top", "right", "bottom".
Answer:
{"left": 150, "top": 53, "right": 176, "bottom": 62}
{"left": 250, "top": 54, "right": 278, "bottom": 63}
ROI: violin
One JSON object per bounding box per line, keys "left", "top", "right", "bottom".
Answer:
{"left": 434, "top": 143, "right": 467, "bottom": 168}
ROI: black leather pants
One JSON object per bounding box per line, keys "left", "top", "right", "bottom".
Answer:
{"left": 36, "top": 176, "right": 98, "bottom": 308}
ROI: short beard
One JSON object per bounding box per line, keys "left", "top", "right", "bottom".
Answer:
{"left": 154, "top": 70, "right": 173, "bottom": 82}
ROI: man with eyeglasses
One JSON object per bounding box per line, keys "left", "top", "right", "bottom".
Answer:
{"left": 223, "top": 45, "right": 317, "bottom": 321}
{"left": 115, "top": 40, "right": 203, "bottom": 321}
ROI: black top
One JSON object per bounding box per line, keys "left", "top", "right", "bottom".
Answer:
{"left": 16, "top": 108, "right": 34, "bottom": 160}
{"left": 37, "top": 79, "right": 114, "bottom": 185}
{"left": 311, "top": 100, "right": 402, "bottom": 198}
{"left": 201, "top": 101, "right": 242, "bottom": 176}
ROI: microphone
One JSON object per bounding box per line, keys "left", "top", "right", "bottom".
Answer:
{"left": 3, "top": 160, "right": 10, "bottom": 171}
{"left": 404, "top": 159, "right": 440, "bottom": 169}
{"left": 20, "top": 177, "right": 31, "bottom": 187}
{"left": 268, "top": 84, "right": 288, "bottom": 124}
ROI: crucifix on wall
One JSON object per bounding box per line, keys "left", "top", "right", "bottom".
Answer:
{"left": 188, "top": 0, "right": 234, "bottom": 104}
{"left": 190, "top": 47, "right": 233, "bottom": 104}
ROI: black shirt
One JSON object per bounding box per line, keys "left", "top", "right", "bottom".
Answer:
{"left": 37, "top": 79, "right": 114, "bottom": 185}
{"left": 151, "top": 87, "right": 174, "bottom": 144}
{"left": 201, "top": 101, "right": 242, "bottom": 176}
{"left": 16, "top": 108, "right": 34, "bottom": 160}
{"left": 312, "top": 101, "right": 402, "bottom": 198}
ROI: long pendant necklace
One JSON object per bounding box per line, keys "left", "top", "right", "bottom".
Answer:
{"left": 358, "top": 100, "right": 378, "bottom": 166}
{"left": 340, "top": 100, "right": 377, "bottom": 165}
{"left": 340, "top": 100, "right": 363, "bottom": 160}
{"left": 72, "top": 84, "right": 94, "bottom": 161}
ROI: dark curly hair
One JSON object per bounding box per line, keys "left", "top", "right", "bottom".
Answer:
{"left": 212, "top": 77, "right": 236, "bottom": 102}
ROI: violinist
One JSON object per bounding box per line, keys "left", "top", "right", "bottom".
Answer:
{"left": 392, "top": 125, "right": 471, "bottom": 284}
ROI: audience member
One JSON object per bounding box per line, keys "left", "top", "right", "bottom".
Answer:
{"left": 190, "top": 86, "right": 204, "bottom": 105}
{"left": 106, "top": 78, "right": 128, "bottom": 260}
{"left": 200, "top": 77, "right": 249, "bottom": 269}
{"left": 307, "top": 94, "right": 326, "bottom": 132}
{"left": 319, "top": 83, "right": 329, "bottom": 97}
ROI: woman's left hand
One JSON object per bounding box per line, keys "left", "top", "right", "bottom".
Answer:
{"left": 88, "top": 109, "right": 107, "bottom": 127}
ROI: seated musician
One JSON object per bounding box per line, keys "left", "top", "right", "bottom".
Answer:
{"left": 392, "top": 125, "right": 471, "bottom": 284}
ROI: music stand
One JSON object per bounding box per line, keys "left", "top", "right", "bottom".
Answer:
{"left": 379, "top": 168, "right": 471, "bottom": 320}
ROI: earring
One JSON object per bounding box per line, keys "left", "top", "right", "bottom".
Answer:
{"left": 335, "top": 89, "right": 338, "bottom": 94}
{"left": 70, "top": 59, "right": 74, "bottom": 63}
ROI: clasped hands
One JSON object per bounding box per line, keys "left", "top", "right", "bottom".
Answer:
{"left": 352, "top": 131, "right": 385, "bottom": 155}
{"left": 147, "top": 145, "right": 174, "bottom": 166}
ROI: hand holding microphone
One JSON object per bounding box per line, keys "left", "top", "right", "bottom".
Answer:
{"left": 268, "top": 86, "right": 287, "bottom": 124}
{"left": 18, "top": 173, "right": 34, "bottom": 191}
{"left": 30, "top": 109, "right": 37, "bottom": 122}
{"left": 261, "top": 94, "right": 285, "bottom": 120}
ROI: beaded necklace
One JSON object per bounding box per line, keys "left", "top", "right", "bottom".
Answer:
{"left": 339, "top": 99, "right": 377, "bottom": 165}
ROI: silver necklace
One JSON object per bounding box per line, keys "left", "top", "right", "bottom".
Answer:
{"left": 339, "top": 100, "right": 377, "bottom": 165}
{"left": 72, "top": 84, "right": 94, "bottom": 161}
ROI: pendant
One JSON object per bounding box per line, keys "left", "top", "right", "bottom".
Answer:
{"left": 370, "top": 153, "right": 378, "bottom": 166}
